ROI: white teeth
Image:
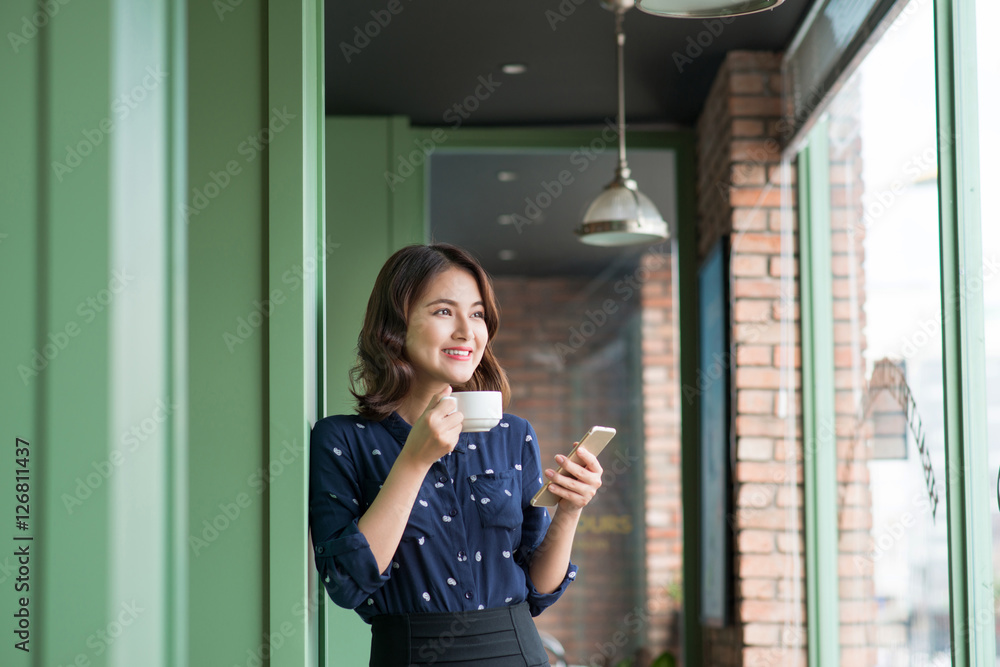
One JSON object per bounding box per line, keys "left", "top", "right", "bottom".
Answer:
{"left": 443, "top": 349, "right": 471, "bottom": 356}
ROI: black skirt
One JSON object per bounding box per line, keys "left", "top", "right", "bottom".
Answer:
{"left": 369, "top": 602, "right": 549, "bottom": 667}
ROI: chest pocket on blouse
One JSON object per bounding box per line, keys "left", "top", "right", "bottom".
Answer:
{"left": 469, "top": 468, "right": 522, "bottom": 531}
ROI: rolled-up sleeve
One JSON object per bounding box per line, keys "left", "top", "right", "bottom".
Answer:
{"left": 309, "top": 418, "right": 390, "bottom": 610}
{"left": 514, "top": 420, "right": 578, "bottom": 616}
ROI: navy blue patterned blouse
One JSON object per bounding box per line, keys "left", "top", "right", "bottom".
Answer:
{"left": 308, "top": 411, "right": 578, "bottom": 623}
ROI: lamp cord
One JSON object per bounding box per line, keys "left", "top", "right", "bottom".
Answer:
{"left": 615, "top": 9, "right": 628, "bottom": 174}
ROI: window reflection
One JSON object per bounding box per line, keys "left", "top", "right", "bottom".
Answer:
{"left": 826, "top": 2, "right": 952, "bottom": 662}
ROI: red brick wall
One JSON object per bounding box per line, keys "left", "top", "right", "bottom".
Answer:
{"left": 696, "top": 51, "right": 808, "bottom": 667}
{"left": 693, "top": 50, "right": 879, "bottom": 667}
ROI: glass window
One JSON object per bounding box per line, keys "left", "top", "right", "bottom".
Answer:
{"left": 822, "top": 1, "right": 952, "bottom": 663}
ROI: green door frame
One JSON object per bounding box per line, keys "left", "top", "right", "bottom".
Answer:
{"left": 412, "top": 126, "right": 703, "bottom": 667}
{"left": 792, "top": 1, "right": 994, "bottom": 665}
{"left": 268, "top": 0, "right": 326, "bottom": 665}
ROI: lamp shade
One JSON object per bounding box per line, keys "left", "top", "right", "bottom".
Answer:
{"left": 576, "top": 177, "right": 669, "bottom": 246}
{"left": 636, "top": 0, "right": 784, "bottom": 18}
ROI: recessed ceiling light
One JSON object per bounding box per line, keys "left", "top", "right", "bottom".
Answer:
{"left": 501, "top": 63, "right": 527, "bottom": 75}
{"left": 498, "top": 250, "right": 517, "bottom": 260}
{"left": 497, "top": 171, "right": 518, "bottom": 182}
{"left": 498, "top": 213, "right": 544, "bottom": 226}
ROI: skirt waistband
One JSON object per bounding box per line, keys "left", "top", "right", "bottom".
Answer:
{"left": 370, "top": 602, "right": 548, "bottom": 666}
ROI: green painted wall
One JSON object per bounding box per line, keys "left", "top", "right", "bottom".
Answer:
{"left": 186, "top": 1, "right": 269, "bottom": 663}
{"left": 321, "top": 115, "right": 427, "bottom": 663}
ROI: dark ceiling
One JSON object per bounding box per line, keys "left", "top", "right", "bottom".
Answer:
{"left": 325, "top": 0, "right": 813, "bottom": 127}
{"left": 324, "top": 0, "right": 815, "bottom": 275}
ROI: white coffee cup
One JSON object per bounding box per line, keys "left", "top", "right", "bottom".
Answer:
{"left": 441, "top": 391, "right": 503, "bottom": 432}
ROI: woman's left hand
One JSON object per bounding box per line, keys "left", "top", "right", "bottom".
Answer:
{"left": 543, "top": 443, "right": 603, "bottom": 513}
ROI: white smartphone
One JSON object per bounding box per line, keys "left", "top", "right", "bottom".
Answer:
{"left": 530, "top": 426, "right": 617, "bottom": 507}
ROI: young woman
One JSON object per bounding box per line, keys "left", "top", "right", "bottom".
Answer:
{"left": 309, "top": 243, "right": 603, "bottom": 666}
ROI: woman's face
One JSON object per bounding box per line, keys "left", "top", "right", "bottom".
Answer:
{"left": 404, "top": 266, "right": 488, "bottom": 392}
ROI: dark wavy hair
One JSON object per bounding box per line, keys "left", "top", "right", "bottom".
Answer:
{"left": 350, "top": 243, "right": 511, "bottom": 422}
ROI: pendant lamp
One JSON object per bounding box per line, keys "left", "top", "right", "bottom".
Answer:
{"left": 576, "top": 0, "right": 669, "bottom": 247}
{"left": 636, "top": 0, "right": 784, "bottom": 18}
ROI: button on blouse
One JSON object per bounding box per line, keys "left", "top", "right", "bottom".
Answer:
{"left": 308, "top": 411, "right": 578, "bottom": 623}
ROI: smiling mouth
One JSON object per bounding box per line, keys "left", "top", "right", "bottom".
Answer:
{"left": 442, "top": 348, "right": 473, "bottom": 359}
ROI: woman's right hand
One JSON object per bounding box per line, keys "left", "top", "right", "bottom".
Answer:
{"left": 401, "top": 386, "right": 464, "bottom": 467}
